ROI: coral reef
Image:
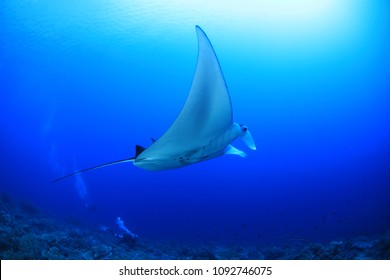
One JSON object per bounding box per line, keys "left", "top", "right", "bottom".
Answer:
{"left": 0, "top": 192, "right": 389, "bottom": 260}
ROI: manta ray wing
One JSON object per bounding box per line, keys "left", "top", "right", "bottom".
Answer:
{"left": 168, "top": 25, "right": 233, "bottom": 139}
{"left": 135, "top": 26, "right": 233, "bottom": 168}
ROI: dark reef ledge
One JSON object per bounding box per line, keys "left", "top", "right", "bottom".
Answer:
{"left": 1, "top": 192, "right": 389, "bottom": 260}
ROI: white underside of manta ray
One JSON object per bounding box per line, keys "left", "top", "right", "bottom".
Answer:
{"left": 53, "top": 25, "right": 256, "bottom": 182}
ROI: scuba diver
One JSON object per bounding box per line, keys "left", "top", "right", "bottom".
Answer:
{"left": 100, "top": 217, "right": 138, "bottom": 247}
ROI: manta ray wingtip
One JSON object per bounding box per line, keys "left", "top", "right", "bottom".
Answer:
{"left": 195, "top": 25, "right": 206, "bottom": 36}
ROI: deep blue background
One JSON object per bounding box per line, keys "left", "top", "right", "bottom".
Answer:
{"left": 1, "top": 0, "right": 389, "bottom": 245}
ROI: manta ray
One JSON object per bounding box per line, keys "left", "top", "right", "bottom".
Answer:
{"left": 53, "top": 26, "right": 256, "bottom": 182}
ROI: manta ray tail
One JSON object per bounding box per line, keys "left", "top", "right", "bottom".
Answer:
{"left": 52, "top": 157, "right": 135, "bottom": 183}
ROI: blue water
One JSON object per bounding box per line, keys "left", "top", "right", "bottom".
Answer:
{"left": 1, "top": 0, "right": 389, "bottom": 247}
